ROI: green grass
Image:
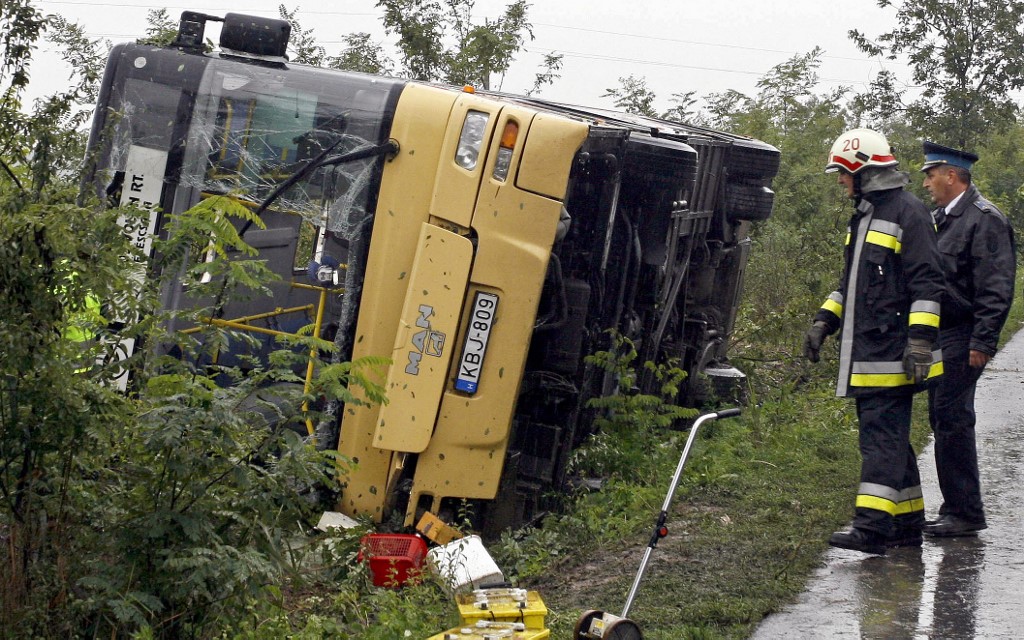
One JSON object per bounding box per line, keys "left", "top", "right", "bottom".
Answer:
{"left": 249, "top": 269, "right": 1023, "bottom": 639}
{"left": 497, "top": 266, "right": 1024, "bottom": 639}
{"left": 511, "top": 385, "right": 861, "bottom": 639}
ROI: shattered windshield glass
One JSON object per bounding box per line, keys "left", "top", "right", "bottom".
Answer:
{"left": 182, "top": 60, "right": 401, "bottom": 239}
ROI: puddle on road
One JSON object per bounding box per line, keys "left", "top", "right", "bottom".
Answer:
{"left": 751, "top": 340, "right": 1024, "bottom": 639}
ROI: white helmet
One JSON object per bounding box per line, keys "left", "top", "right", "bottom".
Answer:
{"left": 824, "top": 128, "right": 898, "bottom": 174}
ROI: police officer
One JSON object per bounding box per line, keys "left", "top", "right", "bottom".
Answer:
{"left": 804, "top": 128, "right": 945, "bottom": 554}
{"left": 919, "top": 141, "right": 1016, "bottom": 537}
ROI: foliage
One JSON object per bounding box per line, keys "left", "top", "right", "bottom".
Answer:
{"left": 0, "top": 175, "right": 392, "bottom": 637}
{"left": 662, "top": 90, "right": 699, "bottom": 123}
{"left": 1, "top": 5, "right": 104, "bottom": 195}
{"left": 377, "top": 0, "right": 535, "bottom": 90}
{"left": 973, "top": 124, "right": 1024, "bottom": 234}
{"left": 447, "top": 0, "right": 532, "bottom": 89}
{"left": 0, "top": 201, "right": 130, "bottom": 632}
{"left": 76, "top": 364, "right": 339, "bottom": 636}
{"left": 138, "top": 8, "right": 179, "bottom": 47}
{"left": 849, "top": 0, "right": 1024, "bottom": 147}
{"left": 0, "top": 1, "right": 45, "bottom": 102}
{"left": 602, "top": 74, "right": 658, "bottom": 117}
{"left": 526, "top": 50, "right": 564, "bottom": 97}
{"left": 328, "top": 33, "right": 395, "bottom": 75}
{"left": 571, "top": 334, "right": 697, "bottom": 483}
{"left": 279, "top": 1, "right": 558, "bottom": 93}
{"left": 4, "top": 4, "right": 1024, "bottom": 639}
{"left": 279, "top": 6, "right": 327, "bottom": 66}
{"left": 1, "top": 37, "right": 135, "bottom": 640}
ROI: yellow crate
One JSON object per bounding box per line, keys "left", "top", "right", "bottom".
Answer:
{"left": 426, "top": 623, "right": 550, "bottom": 640}
{"left": 456, "top": 589, "right": 547, "bottom": 630}
{"left": 416, "top": 511, "right": 464, "bottom": 546}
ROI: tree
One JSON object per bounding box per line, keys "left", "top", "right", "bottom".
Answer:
{"left": 526, "top": 51, "right": 563, "bottom": 97}
{"left": 279, "top": 5, "right": 327, "bottom": 66}
{"left": 0, "top": 10, "right": 385, "bottom": 635}
{"left": 849, "top": 0, "right": 1024, "bottom": 148}
{"left": 329, "top": 32, "right": 395, "bottom": 75}
{"left": 0, "top": 0, "right": 47, "bottom": 188}
{"left": 138, "top": 8, "right": 178, "bottom": 47}
{"left": 378, "top": 0, "right": 535, "bottom": 89}
{"left": 602, "top": 74, "right": 657, "bottom": 117}
{"left": 662, "top": 90, "right": 699, "bottom": 123}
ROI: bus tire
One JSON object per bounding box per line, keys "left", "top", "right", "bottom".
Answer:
{"left": 727, "top": 141, "right": 781, "bottom": 180}
{"left": 725, "top": 183, "right": 775, "bottom": 222}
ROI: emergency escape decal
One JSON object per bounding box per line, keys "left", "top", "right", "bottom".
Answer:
{"left": 119, "top": 145, "right": 165, "bottom": 260}
{"left": 107, "top": 145, "right": 168, "bottom": 391}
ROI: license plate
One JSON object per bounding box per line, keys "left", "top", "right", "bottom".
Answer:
{"left": 454, "top": 291, "right": 499, "bottom": 394}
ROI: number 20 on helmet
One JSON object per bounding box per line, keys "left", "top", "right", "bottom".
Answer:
{"left": 824, "top": 128, "right": 899, "bottom": 174}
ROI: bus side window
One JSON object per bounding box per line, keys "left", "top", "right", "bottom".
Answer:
{"left": 208, "top": 97, "right": 254, "bottom": 179}
{"left": 246, "top": 93, "right": 317, "bottom": 180}
{"left": 292, "top": 219, "right": 318, "bottom": 274}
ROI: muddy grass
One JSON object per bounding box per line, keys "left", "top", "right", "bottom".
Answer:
{"left": 527, "top": 497, "right": 846, "bottom": 639}
{"left": 511, "top": 392, "right": 887, "bottom": 639}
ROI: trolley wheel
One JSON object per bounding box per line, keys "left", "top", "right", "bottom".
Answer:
{"left": 574, "top": 610, "right": 605, "bottom": 638}
{"left": 574, "top": 610, "right": 644, "bottom": 639}
{"left": 604, "top": 618, "right": 643, "bottom": 639}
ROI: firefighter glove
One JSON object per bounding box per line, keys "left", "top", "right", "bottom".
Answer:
{"left": 902, "top": 338, "right": 933, "bottom": 384}
{"left": 803, "top": 321, "right": 829, "bottom": 363}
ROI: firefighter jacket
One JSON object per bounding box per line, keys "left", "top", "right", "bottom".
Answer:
{"left": 933, "top": 184, "right": 1016, "bottom": 355}
{"left": 814, "top": 186, "right": 945, "bottom": 398}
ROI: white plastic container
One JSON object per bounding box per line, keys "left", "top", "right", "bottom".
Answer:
{"left": 315, "top": 511, "right": 360, "bottom": 531}
{"left": 426, "top": 535, "right": 505, "bottom": 593}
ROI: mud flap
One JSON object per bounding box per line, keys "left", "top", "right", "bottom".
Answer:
{"left": 373, "top": 223, "right": 473, "bottom": 453}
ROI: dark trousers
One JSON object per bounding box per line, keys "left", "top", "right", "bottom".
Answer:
{"left": 854, "top": 393, "right": 923, "bottom": 536}
{"left": 928, "top": 339, "right": 986, "bottom": 524}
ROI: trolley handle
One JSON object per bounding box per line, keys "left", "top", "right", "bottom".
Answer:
{"left": 621, "top": 405, "right": 743, "bottom": 621}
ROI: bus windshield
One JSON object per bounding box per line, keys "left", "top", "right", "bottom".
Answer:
{"left": 181, "top": 59, "right": 402, "bottom": 235}
{"left": 95, "top": 47, "right": 403, "bottom": 242}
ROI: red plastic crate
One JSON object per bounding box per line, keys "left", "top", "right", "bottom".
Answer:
{"left": 358, "top": 534, "right": 428, "bottom": 587}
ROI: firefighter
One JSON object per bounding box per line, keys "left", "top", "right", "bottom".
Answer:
{"left": 803, "top": 128, "right": 945, "bottom": 554}
{"left": 919, "top": 141, "right": 1016, "bottom": 537}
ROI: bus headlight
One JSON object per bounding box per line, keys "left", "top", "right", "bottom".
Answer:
{"left": 455, "top": 110, "right": 488, "bottom": 170}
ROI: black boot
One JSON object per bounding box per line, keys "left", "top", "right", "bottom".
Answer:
{"left": 886, "top": 528, "right": 923, "bottom": 548}
{"left": 829, "top": 527, "right": 886, "bottom": 555}
{"left": 923, "top": 514, "right": 986, "bottom": 537}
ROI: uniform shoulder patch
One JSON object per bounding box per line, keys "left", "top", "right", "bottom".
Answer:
{"left": 973, "top": 198, "right": 995, "bottom": 214}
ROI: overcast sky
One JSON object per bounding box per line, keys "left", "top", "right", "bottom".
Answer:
{"left": 28, "top": 0, "right": 913, "bottom": 114}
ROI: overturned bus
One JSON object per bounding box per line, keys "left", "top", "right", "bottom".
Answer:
{"left": 83, "top": 12, "right": 780, "bottom": 533}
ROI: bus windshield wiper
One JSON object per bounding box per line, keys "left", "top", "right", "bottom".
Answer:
{"left": 253, "top": 138, "right": 399, "bottom": 218}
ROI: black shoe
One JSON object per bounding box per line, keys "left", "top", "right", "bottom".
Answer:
{"left": 886, "top": 529, "right": 923, "bottom": 548}
{"left": 829, "top": 528, "right": 886, "bottom": 555}
{"left": 922, "top": 514, "right": 987, "bottom": 537}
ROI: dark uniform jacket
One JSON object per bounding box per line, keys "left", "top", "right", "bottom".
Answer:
{"left": 814, "top": 187, "right": 945, "bottom": 398}
{"left": 933, "top": 184, "right": 1016, "bottom": 355}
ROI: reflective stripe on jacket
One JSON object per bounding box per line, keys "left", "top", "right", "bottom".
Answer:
{"left": 64, "top": 294, "right": 104, "bottom": 343}
{"left": 814, "top": 187, "right": 945, "bottom": 397}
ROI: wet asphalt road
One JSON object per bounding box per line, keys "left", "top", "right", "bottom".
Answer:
{"left": 751, "top": 328, "right": 1024, "bottom": 640}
